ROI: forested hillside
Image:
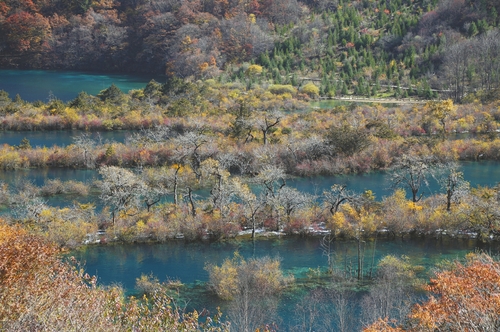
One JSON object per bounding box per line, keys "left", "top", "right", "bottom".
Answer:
{"left": 0, "top": 0, "right": 499, "bottom": 100}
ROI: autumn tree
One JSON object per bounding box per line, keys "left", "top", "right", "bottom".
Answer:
{"left": 330, "top": 201, "right": 376, "bottom": 280}
{"left": 366, "top": 253, "right": 500, "bottom": 331}
{"left": 0, "top": 220, "right": 230, "bottom": 331}
{"left": 3, "top": 11, "right": 51, "bottom": 53}
{"left": 98, "top": 166, "right": 145, "bottom": 224}
{"left": 425, "top": 99, "right": 455, "bottom": 137}
{"left": 206, "top": 253, "right": 292, "bottom": 332}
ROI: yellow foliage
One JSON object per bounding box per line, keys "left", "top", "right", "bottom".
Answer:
{"left": 301, "top": 82, "right": 320, "bottom": 97}
{"left": 329, "top": 211, "right": 347, "bottom": 234}
{"left": 0, "top": 220, "right": 25, "bottom": 245}
{"left": 228, "top": 90, "right": 240, "bottom": 99}
{"left": 406, "top": 201, "right": 423, "bottom": 211}
{"left": 39, "top": 209, "right": 53, "bottom": 220}
{"left": 135, "top": 220, "right": 147, "bottom": 235}
{"left": 246, "top": 64, "right": 263, "bottom": 76}
{"left": 63, "top": 107, "right": 80, "bottom": 124}
{"left": 207, "top": 255, "right": 239, "bottom": 300}
{"left": 206, "top": 253, "right": 291, "bottom": 301}
{"left": 199, "top": 62, "right": 209, "bottom": 72}
{"left": 123, "top": 110, "right": 142, "bottom": 125}
{"left": 0, "top": 148, "right": 28, "bottom": 169}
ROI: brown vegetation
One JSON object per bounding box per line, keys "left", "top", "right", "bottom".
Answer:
{"left": 0, "top": 219, "right": 228, "bottom": 331}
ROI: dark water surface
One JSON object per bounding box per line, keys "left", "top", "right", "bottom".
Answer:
{"left": 72, "top": 236, "right": 498, "bottom": 330}
{"left": 0, "top": 130, "right": 133, "bottom": 147}
{"left": 0, "top": 69, "right": 162, "bottom": 102}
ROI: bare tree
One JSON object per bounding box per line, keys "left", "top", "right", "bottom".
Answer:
{"left": 98, "top": 166, "right": 145, "bottom": 224}
{"left": 9, "top": 184, "right": 48, "bottom": 222}
{"left": 253, "top": 110, "right": 283, "bottom": 145}
{"left": 271, "top": 186, "right": 312, "bottom": 231}
{"left": 361, "top": 255, "right": 417, "bottom": 327}
{"left": 130, "top": 125, "right": 172, "bottom": 147}
{"left": 437, "top": 163, "right": 469, "bottom": 211}
{"left": 292, "top": 287, "right": 356, "bottom": 332}
{"left": 322, "top": 184, "right": 359, "bottom": 215}
{"left": 390, "top": 154, "right": 437, "bottom": 203}
{"left": 324, "top": 287, "right": 356, "bottom": 332}
{"left": 139, "top": 171, "right": 170, "bottom": 212}
{"left": 172, "top": 131, "right": 212, "bottom": 178}
{"left": 73, "top": 132, "right": 98, "bottom": 169}
{"left": 442, "top": 40, "right": 474, "bottom": 101}
{"left": 255, "top": 165, "right": 287, "bottom": 199}
{"left": 200, "top": 158, "right": 237, "bottom": 218}
{"left": 233, "top": 178, "right": 265, "bottom": 238}
{"left": 291, "top": 288, "right": 324, "bottom": 332}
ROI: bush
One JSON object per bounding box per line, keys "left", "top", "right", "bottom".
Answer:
{"left": 205, "top": 253, "right": 293, "bottom": 301}
{"left": 268, "top": 84, "right": 296, "bottom": 95}
{"left": 301, "top": 82, "right": 320, "bottom": 97}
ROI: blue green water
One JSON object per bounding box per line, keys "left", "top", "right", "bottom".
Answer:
{"left": 0, "top": 69, "right": 162, "bottom": 102}
{"left": 72, "top": 236, "right": 498, "bottom": 330}
{"left": 0, "top": 161, "right": 497, "bottom": 203}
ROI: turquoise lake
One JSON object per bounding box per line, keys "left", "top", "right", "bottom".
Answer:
{"left": 72, "top": 236, "right": 498, "bottom": 331}
{"left": 0, "top": 69, "right": 161, "bottom": 102}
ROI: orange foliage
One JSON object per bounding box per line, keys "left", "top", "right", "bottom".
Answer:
{"left": 0, "top": 220, "right": 229, "bottom": 331}
{"left": 409, "top": 254, "right": 500, "bottom": 330}
{"left": 366, "top": 253, "right": 500, "bottom": 331}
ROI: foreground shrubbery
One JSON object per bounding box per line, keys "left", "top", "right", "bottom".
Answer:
{"left": 3, "top": 215, "right": 499, "bottom": 331}
{"left": 0, "top": 221, "right": 229, "bottom": 331}
{"left": 366, "top": 252, "right": 500, "bottom": 331}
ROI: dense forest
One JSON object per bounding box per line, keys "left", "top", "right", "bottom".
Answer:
{"left": 0, "top": 0, "right": 500, "bottom": 100}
